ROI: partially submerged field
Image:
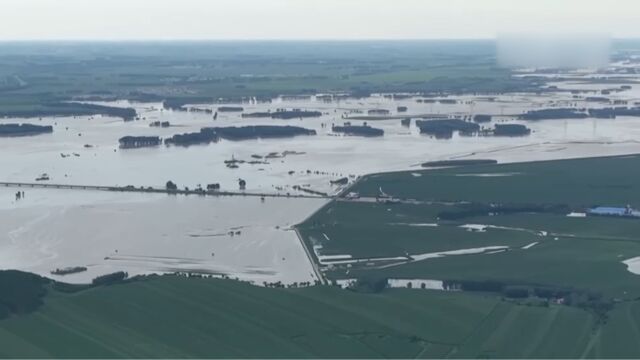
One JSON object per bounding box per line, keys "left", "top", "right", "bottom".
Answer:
{"left": 298, "top": 155, "right": 640, "bottom": 325}
{"left": 300, "top": 155, "right": 640, "bottom": 283}
{"left": 4, "top": 155, "right": 640, "bottom": 358}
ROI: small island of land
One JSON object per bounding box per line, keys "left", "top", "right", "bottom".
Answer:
{"left": 332, "top": 124, "right": 384, "bottom": 137}
{"left": 416, "top": 118, "right": 480, "bottom": 138}
{"left": 119, "top": 136, "right": 162, "bottom": 149}
{"left": 0, "top": 123, "right": 53, "bottom": 137}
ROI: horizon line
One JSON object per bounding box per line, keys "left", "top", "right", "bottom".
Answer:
{"left": 0, "top": 37, "right": 638, "bottom": 43}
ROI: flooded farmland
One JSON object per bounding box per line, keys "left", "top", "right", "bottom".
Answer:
{"left": 2, "top": 69, "right": 640, "bottom": 284}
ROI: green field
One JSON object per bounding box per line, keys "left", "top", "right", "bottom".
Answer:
{"left": 0, "top": 273, "right": 607, "bottom": 358}
{"left": 353, "top": 155, "right": 640, "bottom": 207}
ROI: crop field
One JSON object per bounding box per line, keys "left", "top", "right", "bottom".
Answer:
{"left": 300, "top": 206, "right": 640, "bottom": 298}
{"left": 0, "top": 274, "right": 606, "bottom": 358}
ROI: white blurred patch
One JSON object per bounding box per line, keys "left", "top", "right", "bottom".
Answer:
{"left": 497, "top": 33, "right": 611, "bottom": 69}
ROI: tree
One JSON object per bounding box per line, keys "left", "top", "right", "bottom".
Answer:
{"left": 166, "top": 180, "right": 177, "bottom": 191}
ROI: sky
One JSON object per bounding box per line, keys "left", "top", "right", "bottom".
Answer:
{"left": 0, "top": 0, "right": 639, "bottom": 40}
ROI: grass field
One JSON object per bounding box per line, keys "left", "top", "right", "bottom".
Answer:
{"left": 0, "top": 274, "right": 606, "bottom": 358}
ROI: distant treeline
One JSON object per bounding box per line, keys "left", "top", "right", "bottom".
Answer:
{"left": 207, "top": 125, "right": 316, "bottom": 141}
{"left": 165, "top": 125, "right": 316, "bottom": 146}
{"left": 0, "top": 102, "right": 137, "bottom": 121}
{"left": 162, "top": 97, "right": 212, "bottom": 111}
{"left": 217, "top": 106, "right": 243, "bottom": 112}
{"left": 0, "top": 123, "right": 53, "bottom": 137}
{"left": 242, "top": 109, "right": 322, "bottom": 119}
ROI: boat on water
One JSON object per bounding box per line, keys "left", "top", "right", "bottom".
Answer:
{"left": 35, "top": 173, "right": 50, "bottom": 181}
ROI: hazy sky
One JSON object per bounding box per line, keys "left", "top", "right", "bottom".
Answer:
{"left": 0, "top": 0, "right": 639, "bottom": 40}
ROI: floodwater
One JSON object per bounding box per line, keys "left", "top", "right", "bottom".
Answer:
{"left": 2, "top": 67, "right": 640, "bottom": 284}
{"left": 0, "top": 187, "right": 324, "bottom": 284}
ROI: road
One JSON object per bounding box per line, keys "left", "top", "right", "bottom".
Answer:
{"left": 0, "top": 181, "right": 335, "bottom": 200}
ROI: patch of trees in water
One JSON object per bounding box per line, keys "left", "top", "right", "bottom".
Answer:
{"left": 164, "top": 125, "right": 316, "bottom": 146}
{"left": 493, "top": 124, "right": 531, "bottom": 136}
{"left": 217, "top": 106, "right": 243, "bottom": 112}
{"left": 588, "top": 107, "right": 640, "bottom": 118}
{"left": 473, "top": 114, "right": 492, "bottom": 123}
{"left": 332, "top": 124, "right": 384, "bottom": 137}
{"left": 206, "top": 125, "right": 316, "bottom": 140}
{"left": 421, "top": 159, "right": 497, "bottom": 167}
{"left": 188, "top": 107, "right": 213, "bottom": 114}
{"left": 0, "top": 123, "right": 53, "bottom": 137}
{"left": 164, "top": 128, "right": 219, "bottom": 146}
{"left": 242, "top": 109, "right": 322, "bottom": 119}
{"left": 149, "top": 121, "right": 170, "bottom": 127}
{"left": 368, "top": 109, "right": 390, "bottom": 115}
{"left": 520, "top": 108, "right": 588, "bottom": 120}
{"left": 50, "top": 266, "right": 87, "bottom": 276}
{"left": 416, "top": 118, "right": 480, "bottom": 138}
{"left": 118, "top": 136, "right": 162, "bottom": 148}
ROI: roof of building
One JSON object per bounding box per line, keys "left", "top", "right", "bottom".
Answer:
{"left": 588, "top": 207, "right": 629, "bottom": 216}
